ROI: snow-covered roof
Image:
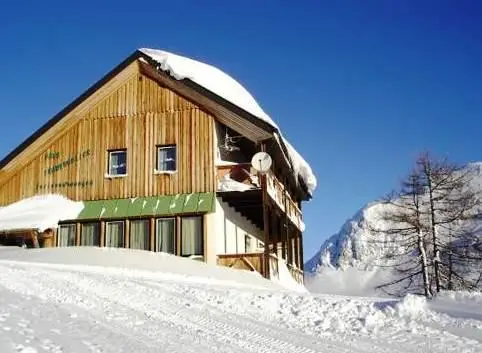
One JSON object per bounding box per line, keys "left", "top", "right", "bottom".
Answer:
{"left": 0, "top": 194, "right": 84, "bottom": 232}
{"left": 139, "top": 48, "right": 317, "bottom": 196}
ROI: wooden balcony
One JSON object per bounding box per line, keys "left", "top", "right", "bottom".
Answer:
{"left": 287, "top": 264, "right": 304, "bottom": 284}
{"left": 216, "top": 163, "right": 304, "bottom": 231}
{"left": 217, "top": 252, "right": 304, "bottom": 284}
{"left": 266, "top": 172, "right": 304, "bottom": 231}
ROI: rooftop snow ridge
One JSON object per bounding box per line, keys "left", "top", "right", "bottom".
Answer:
{"left": 139, "top": 48, "right": 317, "bottom": 196}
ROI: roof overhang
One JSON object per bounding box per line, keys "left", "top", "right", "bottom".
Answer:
{"left": 137, "top": 52, "right": 275, "bottom": 143}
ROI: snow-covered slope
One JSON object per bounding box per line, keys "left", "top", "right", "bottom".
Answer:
{"left": 139, "top": 48, "right": 317, "bottom": 195}
{"left": 0, "top": 247, "right": 480, "bottom": 352}
{"left": 305, "top": 162, "right": 482, "bottom": 296}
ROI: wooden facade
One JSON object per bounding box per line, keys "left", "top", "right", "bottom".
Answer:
{"left": 0, "top": 63, "right": 216, "bottom": 205}
{"left": 0, "top": 50, "right": 310, "bottom": 284}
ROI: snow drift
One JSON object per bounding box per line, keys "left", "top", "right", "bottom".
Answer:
{"left": 0, "top": 194, "right": 84, "bottom": 232}
{"left": 0, "top": 247, "right": 480, "bottom": 353}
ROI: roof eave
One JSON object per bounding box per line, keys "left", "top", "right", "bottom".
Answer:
{"left": 137, "top": 51, "right": 277, "bottom": 136}
{"left": 139, "top": 52, "right": 311, "bottom": 198}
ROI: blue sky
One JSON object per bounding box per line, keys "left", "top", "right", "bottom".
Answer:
{"left": 1, "top": 1, "right": 482, "bottom": 260}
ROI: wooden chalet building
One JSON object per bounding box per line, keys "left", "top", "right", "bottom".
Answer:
{"left": 0, "top": 48, "right": 316, "bottom": 284}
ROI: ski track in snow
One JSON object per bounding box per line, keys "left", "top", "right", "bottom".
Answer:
{"left": 0, "top": 260, "right": 480, "bottom": 353}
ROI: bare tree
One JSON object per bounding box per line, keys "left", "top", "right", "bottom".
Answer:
{"left": 369, "top": 153, "right": 481, "bottom": 297}
{"left": 417, "top": 153, "right": 482, "bottom": 293}
{"left": 370, "top": 170, "right": 433, "bottom": 297}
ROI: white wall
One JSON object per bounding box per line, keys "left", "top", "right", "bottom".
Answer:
{"left": 205, "top": 197, "right": 263, "bottom": 265}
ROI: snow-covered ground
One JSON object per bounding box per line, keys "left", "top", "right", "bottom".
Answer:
{"left": 0, "top": 247, "right": 480, "bottom": 353}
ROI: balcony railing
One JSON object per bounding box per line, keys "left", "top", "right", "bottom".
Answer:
{"left": 217, "top": 252, "right": 304, "bottom": 284}
{"left": 266, "top": 172, "right": 304, "bottom": 231}
{"left": 216, "top": 163, "right": 304, "bottom": 231}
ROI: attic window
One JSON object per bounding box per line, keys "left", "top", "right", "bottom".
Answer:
{"left": 108, "top": 149, "right": 127, "bottom": 176}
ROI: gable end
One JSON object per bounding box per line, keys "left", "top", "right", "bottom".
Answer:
{"left": 0, "top": 50, "right": 143, "bottom": 171}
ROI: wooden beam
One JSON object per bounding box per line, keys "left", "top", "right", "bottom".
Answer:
{"left": 176, "top": 216, "right": 181, "bottom": 256}
{"left": 295, "top": 234, "right": 300, "bottom": 268}
{"left": 150, "top": 217, "right": 155, "bottom": 251}
{"left": 282, "top": 194, "right": 288, "bottom": 260}
{"left": 299, "top": 230, "right": 304, "bottom": 271}
{"left": 261, "top": 142, "right": 270, "bottom": 279}
{"left": 32, "top": 230, "right": 40, "bottom": 248}
{"left": 75, "top": 223, "right": 81, "bottom": 246}
{"left": 100, "top": 221, "right": 105, "bottom": 247}
{"left": 125, "top": 219, "right": 130, "bottom": 248}
{"left": 271, "top": 209, "right": 278, "bottom": 255}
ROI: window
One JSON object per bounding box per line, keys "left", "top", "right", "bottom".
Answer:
{"left": 108, "top": 149, "right": 127, "bottom": 176}
{"left": 156, "top": 218, "right": 176, "bottom": 254}
{"left": 156, "top": 145, "right": 176, "bottom": 172}
{"left": 245, "top": 234, "right": 252, "bottom": 253}
{"left": 80, "top": 223, "right": 100, "bottom": 246}
{"left": 105, "top": 221, "right": 125, "bottom": 248}
{"left": 130, "top": 220, "right": 149, "bottom": 250}
{"left": 58, "top": 224, "right": 76, "bottom": 247}
{"left": 181, "top": 216, "right": 203, "bottom": 257}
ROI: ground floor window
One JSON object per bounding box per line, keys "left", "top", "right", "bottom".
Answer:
{"left": 105, "top": 221, "right": 125, "bottom": 248}
{"left": 181, "top": 216, "right": 203, "bottom": 257}
{"left": 130, "top": 220, "right": 149, "bottom": 250}
{"left": 156, "top": 218, "right": 176, "bottom": 254}
{"left": 81, "top": 223, "right": 100, "bottom": 246}
{"left": 58, "top": 224, "right": 76, "bottom": 247}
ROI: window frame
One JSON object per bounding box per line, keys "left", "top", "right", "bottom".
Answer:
{"left": 80, "top": 222, "right": 100, "bottom": 247}
{"left": 129, "top": 219, "right": 150, "bottom": 250}
{"left": 155, "top": 217, "right": 176, "bottom": 254}
{"left": 57, "top": 223, "right": 76, "bottom": 247}
{"left": 180, "top": 216, "right": 204, "bottom": 258}
{"left": 105, "top": 220, "right": 125, "bottom": 248}
{"left": 106, "top": 149, "right": 127, "bottom": 177}
{"left": 155, "top": 145, "right": 177, "bottom": 174}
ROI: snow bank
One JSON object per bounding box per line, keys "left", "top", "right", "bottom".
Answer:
{"left": 0, "top": 247, "right": 284, "bottom": 291}
{"left": 270, "top": 257, "right": 307, "bottom": 293}
{"left": 429, "top": 290, "right": 482, "bottom": 322}
{"left": 436, "top": 290, "right": 482, "bottom": 305}
{"left": 0, "top": 247, "right": 480, "bottom": 352}
{"left": 140, "top": 48, "right": 317, "bottom": 195}
{"left": 0, "top": 194, "right": 84, "bottom": 232}
{"left": 391, "top": 294, "right": 427, "bottom": 318}
{"left": 0, "top": 247, "right": 309, "bottom": 292}
{"left": 305, "top": 266, "right": 393, "bottom": 297}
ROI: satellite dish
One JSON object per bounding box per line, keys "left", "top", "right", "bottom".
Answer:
{"left": 251, "top": 152, "right": 272, "bottom": 174}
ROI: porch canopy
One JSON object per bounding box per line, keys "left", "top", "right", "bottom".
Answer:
{"left": 74, "top": 192, "right": 215, "bottom": 221}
